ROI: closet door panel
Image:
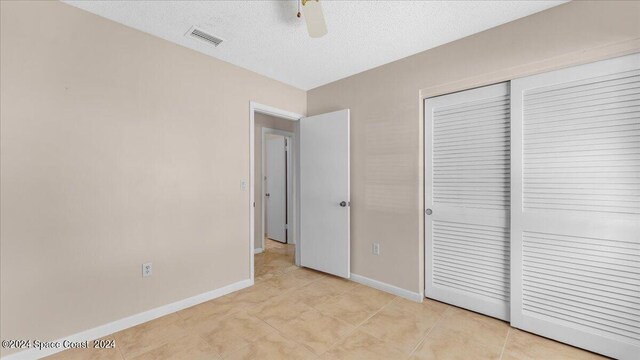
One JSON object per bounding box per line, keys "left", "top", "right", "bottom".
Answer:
{"left": 425, "top": 83, "right": 511, "bottom": 321}
{"left": 511, "top": 53, "right": 640, "bottom": 360}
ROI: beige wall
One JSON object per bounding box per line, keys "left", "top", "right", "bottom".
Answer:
{"left": 307, "top": 0, "right": 640, "bottom": 294}
{"left": 0, "top": 1, "right": 305, "bottom": 355}
{"left": 253, "top": 113, "right": 295, "bottom": 249}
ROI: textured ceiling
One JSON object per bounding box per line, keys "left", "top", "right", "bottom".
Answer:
{"left": 63, "top": 1, "right": 566, "bottom": 90}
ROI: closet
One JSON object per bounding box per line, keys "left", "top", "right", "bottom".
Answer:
{"left": 424, "top": 53, "right": 640, "bottom": 360}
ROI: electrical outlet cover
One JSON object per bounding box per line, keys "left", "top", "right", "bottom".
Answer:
{"left": 142, "top": 262, "right": 153, "bottom": 277}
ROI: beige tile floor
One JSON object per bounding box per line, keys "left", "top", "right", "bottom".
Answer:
{"left": 47, "top": 239, "right": 607, "bottom": 360}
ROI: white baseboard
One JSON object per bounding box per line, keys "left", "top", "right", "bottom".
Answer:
{"left": 254, "top": 248, "right": 263, "bottom": 254}
{"left": 1, "top": 279, "right": 252, "bottom": 360}
{"left": 350, "top": 273, "right": 423, "bottom": 303}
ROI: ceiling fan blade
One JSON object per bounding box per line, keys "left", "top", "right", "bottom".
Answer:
{"left": 303, "top": 0, "right": 327, "bottom": 38}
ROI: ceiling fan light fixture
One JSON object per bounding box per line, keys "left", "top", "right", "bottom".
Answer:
{"left": 302, "top": 0, "right": 327, "bottom": 38}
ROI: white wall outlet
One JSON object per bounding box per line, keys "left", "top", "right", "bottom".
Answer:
{"left": 372, "top": 243, "right": 380, "bottom": 256}
{"left": 142, "top": 263, "right": 152, "bottom": 277}
{"left": 241, "top": 179, "right": 247, "bottom": 191}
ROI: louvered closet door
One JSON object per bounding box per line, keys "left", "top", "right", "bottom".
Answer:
{"left": 511, "top": 53, "right": 640, "bottom": 360}
{"left": 425, "top": 83, "right": 510, "bottom": 321}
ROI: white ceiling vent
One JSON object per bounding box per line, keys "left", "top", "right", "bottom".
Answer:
{"left": 185, "top": 26, "right": 223, "bottom": 47}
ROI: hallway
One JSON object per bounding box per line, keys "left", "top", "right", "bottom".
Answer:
{"left": 254, "top": 239, "right": 297, "bottom": 281}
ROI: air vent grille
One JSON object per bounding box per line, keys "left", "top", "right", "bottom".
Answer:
{"left": 186, "top": 27, "right": 223, "bottom": 47}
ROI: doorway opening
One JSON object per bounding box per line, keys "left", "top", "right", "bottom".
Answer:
{"left": 261, "top": 129, "right": 293, "bottom": 248}
{"left": 249, "top": 102, "right": 351, "bottom": 284}
{"left": 250, "top": 102, "right": 303, "bottom": 283}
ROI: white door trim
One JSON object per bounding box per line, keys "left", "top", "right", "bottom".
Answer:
{"left": 249, "top": 102, "right": 303, "bottom": 283}
{"left": 262, "top": 128, "right": 294, "bottom": 250}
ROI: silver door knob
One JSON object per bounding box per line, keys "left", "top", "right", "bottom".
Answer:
{"left": 425, "top": 208, "right": 433, "bottom": 215}
{"left": 339, "top": 201, "right": 347, "bottom": 207}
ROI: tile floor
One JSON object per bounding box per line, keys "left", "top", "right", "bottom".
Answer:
{"left": 47, "top": 239, "right": 606, "bottom": 359}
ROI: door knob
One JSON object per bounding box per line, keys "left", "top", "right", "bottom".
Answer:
{"left": 425, "top": 208, "right": 433, "bottom": 215}
{"left": 339, "top": 201, "right": 347, "bottom": 207}
{"left": 265, "top": 193, "right": 270, "bottom": 197}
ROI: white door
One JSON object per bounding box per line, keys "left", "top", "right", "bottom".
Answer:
{"left": 425, "top": 83, "right": 511, "bottom": 321}
{"left": 300, "top": 109, "right": 350, "bottom": 278}
{"left": 511, "top": 53, "right": 640, "bottom": 360}
{"left": 265, "top": 135, "right": 287, "bottom": 243}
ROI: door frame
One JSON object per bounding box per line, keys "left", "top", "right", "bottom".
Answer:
{"left": 261, "top": 128, "right": 294, "bottom": 249}
{"left": 250, "top": 101, "right": 303, "bottom": 284}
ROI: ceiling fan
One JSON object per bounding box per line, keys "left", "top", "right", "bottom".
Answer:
{"left": 297, "top": 0, "right": 328, "bottom": 38}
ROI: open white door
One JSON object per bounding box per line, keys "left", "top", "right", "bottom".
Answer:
{"left": 300, "top": 109, "right": 350, "bottom": 278}
{"left": 265, "top": 135, "right": 287, "bottom": 243}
